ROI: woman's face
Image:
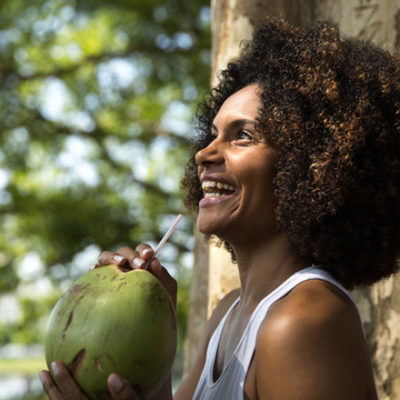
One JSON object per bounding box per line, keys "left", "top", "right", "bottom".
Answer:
{"left": 195, "top": 84, "right": 279, "bottom": 244}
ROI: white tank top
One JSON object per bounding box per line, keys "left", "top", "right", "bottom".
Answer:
{"left": 192, "top": 266, "right": 366, "bottom": 400}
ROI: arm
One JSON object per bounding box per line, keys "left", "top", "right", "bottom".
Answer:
{"left": 254, "top": 284, "right": 375, "bottom": 400}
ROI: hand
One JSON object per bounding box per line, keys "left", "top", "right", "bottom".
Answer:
{"left": 40, "top": 362, "right": 140, "bottom": 400}
{"left": 96, "top": 244, "right": 178, "bottom": 308}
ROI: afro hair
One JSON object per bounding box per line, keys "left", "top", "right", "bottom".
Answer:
{"left": 181, "top": 18, "right": 400, "bottom": 289}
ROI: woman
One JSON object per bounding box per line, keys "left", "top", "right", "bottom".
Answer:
{"left": 40, "top": 18, "right": 400, "bottom": 399}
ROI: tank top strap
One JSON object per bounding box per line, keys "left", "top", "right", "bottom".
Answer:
{"left": 235, "top": 266, "right": 365, "bottom": 372}
{"left": 202, "top": 296, "right": 240, "bottom": 379}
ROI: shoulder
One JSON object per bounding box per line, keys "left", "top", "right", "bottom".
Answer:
{"left": 260, "top": 278, "right": 362, "bottom": 338}
{"left": 254, "top": 279, "right": 373, "bottom": 399}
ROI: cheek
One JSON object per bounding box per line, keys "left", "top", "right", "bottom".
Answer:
{"left": 237, "top": 152, "right": 278, "bottom": 211}
{"left": 235, "top": 150, "right": 276, "bottom": 187}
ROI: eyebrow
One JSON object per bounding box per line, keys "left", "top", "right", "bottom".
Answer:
{"left": 211, "top": 118, "right": 257, "bottom": 132}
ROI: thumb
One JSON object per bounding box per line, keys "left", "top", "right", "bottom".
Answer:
{"left": 107, "top": 373, "right": 140, "bottom": 400}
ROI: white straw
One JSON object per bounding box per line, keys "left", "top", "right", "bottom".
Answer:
{"left": 145, "top": 214, "right": 182, "bottom": 269}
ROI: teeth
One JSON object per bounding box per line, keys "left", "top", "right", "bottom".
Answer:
{"left": 204, "top": 192, "right": 232, "bottom": 198}
{"left": 201, "top": 181, "right": 235, "bottom": 191}
{"left": 202, "top": 181, "right": 216, "bottom": 188}
{"left": 204, "top": 191, "right": 237, "bottom": 198}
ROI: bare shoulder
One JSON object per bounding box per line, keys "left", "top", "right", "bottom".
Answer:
{"left": 263, "top": 279, "right": 363, "bottom": 338}
{"left": 254, "top": 279, "right": 376, "bottom": 400}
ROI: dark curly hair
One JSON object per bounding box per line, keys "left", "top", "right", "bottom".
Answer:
{"left": 181, "top": 17, "right": 400, "bottom": 289}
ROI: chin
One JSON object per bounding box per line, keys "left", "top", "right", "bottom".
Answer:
{"left": 196, "top": 219, "right": 217, "bottom": 236}
{"left": 197, "top": 215, "right": 223, "bottom": 236}
{"left": 196, "top": 218, "right": 235, "bottom": 245}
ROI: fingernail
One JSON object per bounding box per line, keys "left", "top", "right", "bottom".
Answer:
{"left": 109, "top": 373, "right": 123, "bottom": 392}
{"left": 39, "top": 371, "right": 46, "bottom": 384}
{"left": 133, "top": 257, "right": 145, "bottom": 268}
{"left": 142, "top": 248, "right": 152, "bottom": 256}
{"left": 51, "top": 362, "right": 60, "bottom": 376}
{"left": 113, "top": 255, "right": 124, "bottom": 263}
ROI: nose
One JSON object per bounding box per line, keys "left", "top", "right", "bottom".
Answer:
{"left": 195, "top": 138, "right": 224, "bottom": 169}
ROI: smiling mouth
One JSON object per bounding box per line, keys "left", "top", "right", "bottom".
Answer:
{"left": 201, "top": 180, "right": 237, "bottom": 198}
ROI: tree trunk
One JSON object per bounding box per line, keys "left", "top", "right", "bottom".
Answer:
{"left": 185, "top": 1, "right": 400, "bottom": 398}
{"left": 183, "top": 228, "right": 209, "bottom": 372}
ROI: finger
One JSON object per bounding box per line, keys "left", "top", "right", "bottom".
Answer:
{"left": 116, "top": 246, "right": 147, "bottom": 269}
{"left": 149, "top": 258, "right": 176, "bottom": 281}
{"left": 124, "top": 249, "right": 146, "bottom": 270}
{"left": 50, "top": 362, "right": 87, "bottom": 400}
{"left": 98, "top": 251, "right": 129, "bottom": 267}
{"left": 135, "top": 243, "right": 154, "bottom": 262}
{"left": 40, "top": 370, "right": 63, "bottom": 400}
{"left": 147, "top": 257, "right": 163, "bottom": 274}
{"left": 107, "top": 373, "right": 140, "bottom": 400}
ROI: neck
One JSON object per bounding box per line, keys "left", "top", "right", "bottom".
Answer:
{"left": 231, "top": 232, "right": 308, "bottom": 310}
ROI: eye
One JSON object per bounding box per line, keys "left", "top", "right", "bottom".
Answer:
{"left": 237, "top": 130, "right": 253, "bottom": 141}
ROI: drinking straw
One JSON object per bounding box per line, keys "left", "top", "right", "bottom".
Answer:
{"left": 144, "top": 214, "right": 182, "bottom": 269}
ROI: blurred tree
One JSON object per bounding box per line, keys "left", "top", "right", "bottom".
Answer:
{"left": 0, "top": 0, "right": 210, "bottom": 364}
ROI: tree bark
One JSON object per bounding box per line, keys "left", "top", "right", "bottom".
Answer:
{"left": 183, "top": 228, "right": 209, "bottom": 373}
{"left": 185, "top": 1, "right": 400, "bottom": 398}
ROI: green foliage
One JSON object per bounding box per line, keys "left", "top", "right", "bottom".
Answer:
{"left": 0, "top": 264, "right": 19, "bottom": 293}
{"left": 0, "top": 0, "right": 209, "bottom": 391}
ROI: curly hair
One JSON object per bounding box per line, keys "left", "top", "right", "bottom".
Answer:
{"left": 181, "top": 17, "right": 400, "bottom": 289}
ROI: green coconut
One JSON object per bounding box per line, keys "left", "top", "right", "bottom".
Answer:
{"left": 45, "top": 265, "right": 177, "bottom": 400}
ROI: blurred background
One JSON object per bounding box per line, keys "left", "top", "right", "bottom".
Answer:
{"left": 0, "top": 0, "right": 210, "bottom": 398}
